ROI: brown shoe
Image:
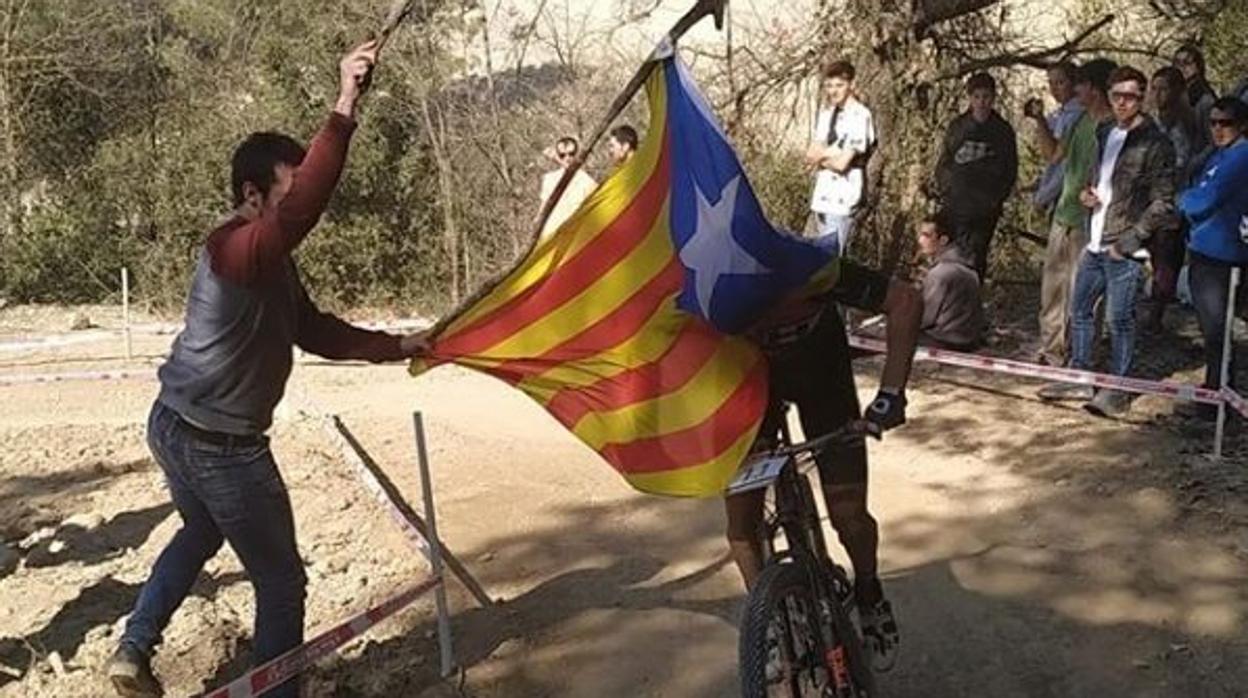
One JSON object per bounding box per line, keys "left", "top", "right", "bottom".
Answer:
{"left": 106, "top": 642, "right": 163, "bottom": 697}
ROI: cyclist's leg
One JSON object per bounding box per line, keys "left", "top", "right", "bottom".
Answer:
{"left": 724, "top": 373, "right": 789, "bottom": 590}
{"left": 797, "top": 309, "right": 899, "bottom": 669}
{"left": 725, "top": 489, "right": 766, "bottom": 590}
{"left": 788, "top": 308, "right": 880, "bottom": 596}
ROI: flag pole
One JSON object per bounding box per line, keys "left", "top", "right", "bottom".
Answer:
{"left": 426, "top": 0, "right": 729, "bottom": 338}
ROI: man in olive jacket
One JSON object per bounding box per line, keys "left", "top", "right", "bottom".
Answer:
{"left": 1039, "top": 65, "right": 1177, "bottom": 417}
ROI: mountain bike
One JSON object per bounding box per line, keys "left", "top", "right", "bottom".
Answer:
{"left": 730, "top": 413, "right": 875, "bottom": 698}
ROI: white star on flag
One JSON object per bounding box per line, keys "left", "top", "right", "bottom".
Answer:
{"left": 678, "top": 175, "right": 771, "bottom": 318}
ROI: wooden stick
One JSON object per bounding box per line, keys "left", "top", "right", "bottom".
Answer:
{"left": 426, "top": 0, "right": 729, "bottom": 338}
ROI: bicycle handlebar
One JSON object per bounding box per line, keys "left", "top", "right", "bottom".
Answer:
{"left": 764, "top": 425, "right": 865, "bottom": 458}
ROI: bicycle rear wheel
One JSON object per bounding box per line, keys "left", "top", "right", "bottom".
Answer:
{"left": 739, "top": 562, "right": 874, "bottom": 698}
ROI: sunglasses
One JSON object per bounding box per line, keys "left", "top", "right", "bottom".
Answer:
{"left": 1210, "top": 118, "right": 1239, "bottom": 128}
{"left": 1109, "top": 91, "right": 1143, "bottom": 102}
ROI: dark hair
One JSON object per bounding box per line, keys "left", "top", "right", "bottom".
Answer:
{"left": 230, "top": 132, "right": 305, "bottom": 207}
{"left": 555, "top": 136, "right": 579, "bottom": 155}
{"left": 1108, "top": 65, "right": 1148, "bottom": 93}
{"left": 966, "top": 72, "right": 996, "bottom": 95}
{"left": 821, "top": 59, "right": 856, "bottom": 82}
{"left": 1075, "top": 58, "right": 1117, "bottom": 94}
{"left": 609, "top": 125, "right": 638, "bottom": 151}
{"left": 1210, "top": 96, "right": 1248, "bottom": 128}
{"left": 1049, "top": 61, "right": 1078, "bottom": 83}
{"left": 922, "top": 210, "right": 955, "bottom": 239}
{"left": 1174, "top": 43, "right": 1206, "bottom": 76}
{"left": 1152, "top": 65, "right": 1184, "bottom": 88}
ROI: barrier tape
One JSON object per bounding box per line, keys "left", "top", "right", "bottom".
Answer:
{"left": 200, "top": 575, "right": 440, "bottom": 698}
{"left": 0, "top": 320, "right": 427, "bottom": 353}
{"left": 848, "top": 335, "right": 1248, "bottom": 420}
{"left": 0, "top": 367, "right": 157, "bottom": 386}
{"left": 1223, "top": 387, "right": 1248, "bottom": 420}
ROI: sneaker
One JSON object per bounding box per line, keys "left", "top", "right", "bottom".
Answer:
{"left": 1038, "top": 382, "right": 1095, "bottom": 401}
{"left": 106, "top": 642, "right": 163, "bottom": 697}
{"left": 1084, "top": 389, "right": 1132, "bottom": 418}
{"left": 858, "top": 598, "right": 899, "bottom": 673}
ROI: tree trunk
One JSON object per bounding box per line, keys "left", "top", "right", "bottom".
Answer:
{"left": 420, "top": 95, "right": 461, "bottom": 304}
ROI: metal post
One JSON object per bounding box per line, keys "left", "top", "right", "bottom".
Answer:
{"left": 412, "top": 411, "right": 455, "bottom": 677}
{"left": 121, "top": 268, "right": 132, "bottom": 362}
{"left": 1214, "top": 267, "right": 1241, "bottom": 459}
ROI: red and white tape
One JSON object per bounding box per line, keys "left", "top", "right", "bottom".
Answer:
{"left": 0, "top": 367, "right": 157, "bottom": 386}
{"left": 1223, "top": 387, "right": 1248, "bottom": 420}
{"left": 200, "top": 575, "right": 440, "bottom": 698}
{"left": 848, "top": 335, "right": 1248, "bottom": 420}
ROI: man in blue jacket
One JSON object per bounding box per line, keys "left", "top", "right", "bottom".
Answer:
{"left": 1179, "top": 97, "right": 1248, "bottom": 417}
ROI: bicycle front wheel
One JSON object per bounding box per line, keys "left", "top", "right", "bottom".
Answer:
{"left": 739, "top": 561, "right": 874, "bottom": 698}
{"left": 739, "top": 562, "right": 827, "bottom": 698}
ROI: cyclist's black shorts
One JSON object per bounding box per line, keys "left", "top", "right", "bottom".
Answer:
{"left": 760, "top": 307, "right": 868, "bottom": 487}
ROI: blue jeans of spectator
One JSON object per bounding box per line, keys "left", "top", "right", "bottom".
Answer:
{"left": 124, "top": 401, "right": 306, "bottom": 697}
{"left": 1189, "top": 251, "right": 1246, "bottom": 389}
{"left": 814, "top": 212, "right": 854, "bottom": 257}
{"left": 1070, "top": 250, "right": 1143, "bottom": 377}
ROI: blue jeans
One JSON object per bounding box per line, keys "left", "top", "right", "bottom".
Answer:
{"left": 1070, "top": 250, "right": 1143, "bottom": 377}
{"left": 814, "top": 213, "right": 854, "bottom": 257}
{"left": 124, "top": 401, "right": 305, "bottom": 697}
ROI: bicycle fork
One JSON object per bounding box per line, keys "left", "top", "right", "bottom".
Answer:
{"left": 775, "top": 472, "right": 859, "bottom": 698}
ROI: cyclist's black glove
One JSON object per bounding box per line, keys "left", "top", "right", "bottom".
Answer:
{"left": 863, "top": 388, "right": 906, "bottom": 439}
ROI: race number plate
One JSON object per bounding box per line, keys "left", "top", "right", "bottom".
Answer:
{"left": 725, "top": 455, "right": 787, "bottom": 495}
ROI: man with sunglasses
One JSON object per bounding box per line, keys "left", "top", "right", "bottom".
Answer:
{"left": 539, "top": 136, "right": 599, "bottom": 238}
{"left": 1050, "top": 65, "right": 1177, "bottom": 417}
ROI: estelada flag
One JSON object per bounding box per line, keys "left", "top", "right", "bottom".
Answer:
{"left": 412, "top": 53, "right": 840, "bottom": 497}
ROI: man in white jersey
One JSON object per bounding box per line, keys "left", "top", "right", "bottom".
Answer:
{"left": 806, "top": 59, "right": 875, "bottom": 257}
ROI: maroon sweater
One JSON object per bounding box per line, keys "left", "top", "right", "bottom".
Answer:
{"left": 158, "top": 113, "right": 404, "bottom": 435}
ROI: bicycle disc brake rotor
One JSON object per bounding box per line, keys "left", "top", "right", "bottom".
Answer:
{"left": 765, "top": 592, "right": 830, "bottom": 696}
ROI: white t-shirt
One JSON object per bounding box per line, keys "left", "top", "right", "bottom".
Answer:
{"left": 1088, "top": 127, "right": 1128, "bottom": 253}
{"left": 810, "top": 98, "right": 875, "bottom": 216}
{"left": 540, "top": 168, "right": 598, "bottom": 238}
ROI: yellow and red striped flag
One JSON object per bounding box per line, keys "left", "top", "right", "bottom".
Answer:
{"left": 412, "top": 56, "right": 840, "bottom": 497}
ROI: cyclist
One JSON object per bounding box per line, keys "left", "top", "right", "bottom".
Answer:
{"left": 727, "top": 257, "right": 921, "bottom": 672}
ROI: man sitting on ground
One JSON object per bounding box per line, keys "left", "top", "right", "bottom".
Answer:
{"left": 916, "top": 212, "right": 986, "bottom": 351}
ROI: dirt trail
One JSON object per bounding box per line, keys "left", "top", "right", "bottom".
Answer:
{"left": 1, "top": 305, "right": 1246, "bottom": 697}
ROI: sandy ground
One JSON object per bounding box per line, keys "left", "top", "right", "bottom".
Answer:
{"left": 1, "top": 302, "right": 1247, "bottom": 698}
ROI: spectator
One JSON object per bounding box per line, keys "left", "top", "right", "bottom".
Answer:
{"left": 935, "top": 71, "right": 1018, "bottom": 279}
{"left": 104, "top": 42, "right": 431, "bottom": 698}
{"left": 1024, "top": 61, "right": 1084, "bottom": 215}
{"left": 1233, "top": 75, "right": 1248, "bottom": 106}
{"left": 916, "top": 211, "right": 986, "bottom": 351}
{"left": 1036, "top": 58, "right": 1115, "bottom": 367}
{"left": 1143, "top": 65, "right": 1208, "bottom": 331}
{"left": 1039, "top": 66, "right": 1177, "bottom": 417}
{"left": 1177, "top": 97, "right": 1248, "bottom": 419}
{"left": 1151, "top": 66, "right": 1208, "bottom": 183}
{"left": 805, "top": 58, "right": 876, "bottom": 256}
{"left": 1173, "top": 44, "right": 1218, "bottom": 126}
{"left": 607, "top": 124, "right": 638, "bottom": 168}
{"left": 538, "top": 136, "right": 598, "bottom": 238}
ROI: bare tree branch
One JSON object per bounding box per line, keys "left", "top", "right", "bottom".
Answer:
{"left": 913, "top": 0, "right": 1003, "bottom": 35}
{"left": 934, "top": 13, "right": 1115, "bottom": 81}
